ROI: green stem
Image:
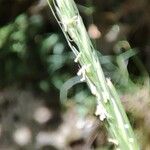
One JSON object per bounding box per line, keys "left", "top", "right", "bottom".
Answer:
{"left": 47, "top": 0, "right": 140, "bottom": 149}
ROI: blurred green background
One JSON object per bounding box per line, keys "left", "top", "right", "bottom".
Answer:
{"left": 0, "top": 0, "right": 149, "bottom": 149}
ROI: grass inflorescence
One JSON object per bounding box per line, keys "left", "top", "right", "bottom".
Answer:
{"left": 47, "top": 0, "right": 140, "bottom": 149}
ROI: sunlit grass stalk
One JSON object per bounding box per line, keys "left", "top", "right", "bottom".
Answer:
{"left": 47, "top": 0, "right": 140, "bottom": 149}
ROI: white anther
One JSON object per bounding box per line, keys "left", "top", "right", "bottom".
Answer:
{"left": 86, "top": 77, "right": 101, "bottom": 100}
{"left": 62, "top": 15, "right": 78, "bottom": 32}
{"left": 108, "top": 138, "right": 119, "bottom": 145}
{"left": 90, "top": 83, "right": 97, "bottom": 95}
{"left": 95, "top": 103, "right": 107, "bottom": 121}
{"left": 74, "top": 52, "right": 82, "bottom": 62}
{"left": 106, "top": 78, "right": 112, "bottom": 87}
{"left": 77, "top": 64, "right": 91, "bottom": 81}
{"left": 77, "top": 66, "right": 86, "bottom": 81}
{"left": 99, "top": 113, "right": 106, "bottom": 121}
{"left": 80, "top": 76, "right": 86, "bottom": 82}
{"left": 87, "top": 78, "right": 97, "bottom": 95}
{"left": 77, "top": 66, "right": 84, "bottom": 76}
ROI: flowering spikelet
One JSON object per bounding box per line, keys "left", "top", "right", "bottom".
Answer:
{"left": 47, "top": 0, "right": 140, "bottom": 149}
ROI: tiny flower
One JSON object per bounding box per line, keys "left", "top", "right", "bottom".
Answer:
{"left": 87, "top": 78, "right": 97, "bottom": 95}
{"left": 62, "top": 15, "right": 78, "bottom": 32}
{"left": 77, "top": 64, "right": 91, "bottom": 81}
{"left": 108, "top": 138, "right": 119, "bottom": 145}
{"left": 95, "top": 103, "right": 107, "bottom": 121}
{"left": 74, "top": 52, "right": 82, "bottom": 62}
{"left": 106, "top": 78, "right": 112, "bottom": 87}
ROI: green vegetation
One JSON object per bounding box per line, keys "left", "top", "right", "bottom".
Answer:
{"left": 0, "top": 0, "right": 149, "bottom": 149}
{"left": 47, "top": 0, "right": 140, "bottom": 149}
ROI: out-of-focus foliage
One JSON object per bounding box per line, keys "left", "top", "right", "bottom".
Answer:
{"left": 0, "top": 14, "right": 74, "bottom": 92}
